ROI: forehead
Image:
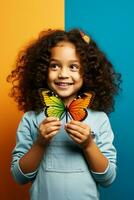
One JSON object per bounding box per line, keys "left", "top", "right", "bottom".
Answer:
{"left": 51, "top": 41, "right": 80, "bottom": 61}
{"left": 55, "top": 41, "right": 75, "bottom": 48}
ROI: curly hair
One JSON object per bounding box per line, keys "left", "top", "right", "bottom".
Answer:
{"left": 7, "top": 28, "right": 121, "bottom": 114}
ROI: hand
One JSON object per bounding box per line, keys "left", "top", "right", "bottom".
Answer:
{"left": 37, "top": 117, "right": 61, "bottom": 146}
{"left": 64, "top": 120, "right": 92, "bottom": 149}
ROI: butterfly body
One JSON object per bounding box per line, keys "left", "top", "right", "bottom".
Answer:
{"left": 40, "top": 89, "right": 94, "bottom": 122}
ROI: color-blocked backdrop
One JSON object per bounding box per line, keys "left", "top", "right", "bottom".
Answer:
{"left": 65, "top": 0, "right": 134, "bottom": 199}
{"left": 0, "top": 1, "right": 64, "bottom": 199}
{"left": 1, "top": 0, "right": 133, "bottom": 199}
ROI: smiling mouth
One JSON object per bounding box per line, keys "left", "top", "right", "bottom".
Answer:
{"left": 55, "top": 82, "right": 73, "bottom": 86}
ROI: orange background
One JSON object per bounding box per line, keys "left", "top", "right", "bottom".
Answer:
{"left": 0, "top": 1, "right": 64, "bottom": 199}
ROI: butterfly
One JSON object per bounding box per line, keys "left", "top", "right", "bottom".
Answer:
{"left": 40, "top": 89, "right": 94, "bottom": 122}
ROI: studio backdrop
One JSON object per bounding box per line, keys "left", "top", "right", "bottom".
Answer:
{"left": 0, "top": 0, "right": 133, "bottom": 199}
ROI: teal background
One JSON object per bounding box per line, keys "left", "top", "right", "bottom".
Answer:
{"left": 65, "top": 0, "right": 134, "bottom": 199}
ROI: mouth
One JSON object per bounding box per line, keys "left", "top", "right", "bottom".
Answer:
{"left": 55, "top": 82, "right": 73, "bottom": 86}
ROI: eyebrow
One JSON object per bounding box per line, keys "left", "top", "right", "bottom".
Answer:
{"left": 50, "top": 58, "right": 80, "bottom": 63}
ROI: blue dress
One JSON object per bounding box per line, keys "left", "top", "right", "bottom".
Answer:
{"left": 11, "top": 109, "right": 117, "bottom": 200}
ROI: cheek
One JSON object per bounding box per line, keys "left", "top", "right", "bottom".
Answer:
{"left": 75, "top": 74, "right": 83, "bottom": 83}
{"left": 78, "top": 76, "right": 84, "bottom": 87}
{"left": 47, "top": 74, "right": 51, "bottom": 84}
{"left": 47, "top": 72, "right": 54, "bottom": 87}
{"left": 80, "top": 79, "right": 84, "bottom": 87}
{"left": 47, "top": 71, "right": 56, "bottom": 82}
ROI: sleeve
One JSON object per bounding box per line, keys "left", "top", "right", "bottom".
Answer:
{"left": 11, "top": 112, "right": 38, "bottom": 184}
{"left": 91, "top": 113, "right": 117, "bottom": 187}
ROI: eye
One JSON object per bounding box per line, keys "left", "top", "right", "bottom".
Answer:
{"left": 69, "top": 64, "right": 80, "bottom": 72}
{"left": 49, "top": 62, "right": 60, "bottom": 71}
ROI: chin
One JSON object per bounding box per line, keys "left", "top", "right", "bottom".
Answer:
{"left": 57, "top": 93, "right": 68, "bottom": 98}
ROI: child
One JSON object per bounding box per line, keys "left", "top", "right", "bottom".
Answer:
{"left": 7, "top": 29, "right": 121, "bottom": 200}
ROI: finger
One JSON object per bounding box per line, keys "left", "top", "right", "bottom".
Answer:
{"left": 65, "top": 123, "right": 87, "bottom": 136}
{"left": 42, "top": 117, "right": 60, "bottom": 124}
{"left": 69, "top": 134, "right": 81, "bottom": 143}
{"left": 41, "top": 126, "right": 60, "bottom": 139}
{"left": 67, "top": 120, "right": 87, "bottom": 129}
{"left": 39, "top": 123, "right": 61, "bottom": 137}
{"left": 66, "top": 123, "right": 83, "bottom": 132}
{"left": 46, "top": 130, "right": 59, "bottom": 139}
{"left": 66, "top": 128, "right": 82, "bottom": 140}
{"left": 47, "top": 121, "right": 61, "bottom": 127}
{"left": 40, "top": 120, "right": 61, "bottom": 130}
{"left": 46, "top": 125, "right": 61, "bottom": 134}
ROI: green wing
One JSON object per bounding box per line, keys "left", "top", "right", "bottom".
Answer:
{"left": 41, "top": 90, "right": 65, "bottom": 119}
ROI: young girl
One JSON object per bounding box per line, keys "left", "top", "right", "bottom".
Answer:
{"left": 7, "top": 29, "right": 121, "bottom": 200}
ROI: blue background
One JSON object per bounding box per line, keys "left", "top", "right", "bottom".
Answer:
{"left": 65, "top": 0, "right": 134, "bottom": 199}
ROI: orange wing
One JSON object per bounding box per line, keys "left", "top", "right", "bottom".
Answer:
{"left": 68, "top": 92, "right": 93, "bottom": 121}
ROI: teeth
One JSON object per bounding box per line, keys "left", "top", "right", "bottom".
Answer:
{"left": 56, "top": 82, "right": 72, "bottom": 85}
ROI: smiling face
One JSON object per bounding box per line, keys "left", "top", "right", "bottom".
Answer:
{"left": 47, "top": 41, "right": 83, "bottom": 105}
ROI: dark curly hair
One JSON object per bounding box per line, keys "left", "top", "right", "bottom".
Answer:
{"left": 7, "top": 28, "right": 121, "bottom": 114}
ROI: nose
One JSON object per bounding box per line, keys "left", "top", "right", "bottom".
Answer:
{"left": 58, "top": 67, "right": 69, "bottom": 78}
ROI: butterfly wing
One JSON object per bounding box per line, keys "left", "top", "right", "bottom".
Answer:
{"left": 68, "top": 92, "right": 94, "bottom": 121}
{"left": 40, "top": 90, "right": 65, "bottom": 119}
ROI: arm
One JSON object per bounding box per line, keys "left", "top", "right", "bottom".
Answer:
{"left": 89, "top": 114, "right": 117, "bottom": 187}
{"left": 65, "top": 113, "right": 117, "bottom": 187}
{"left": 11, "top": 112, "right": 61, "bottom": 184}
{"left": 83, "top": 139, "right": 109, "bottom": 173}
{"left": 65, "top": 120, "right": 108, "bottom": 172}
